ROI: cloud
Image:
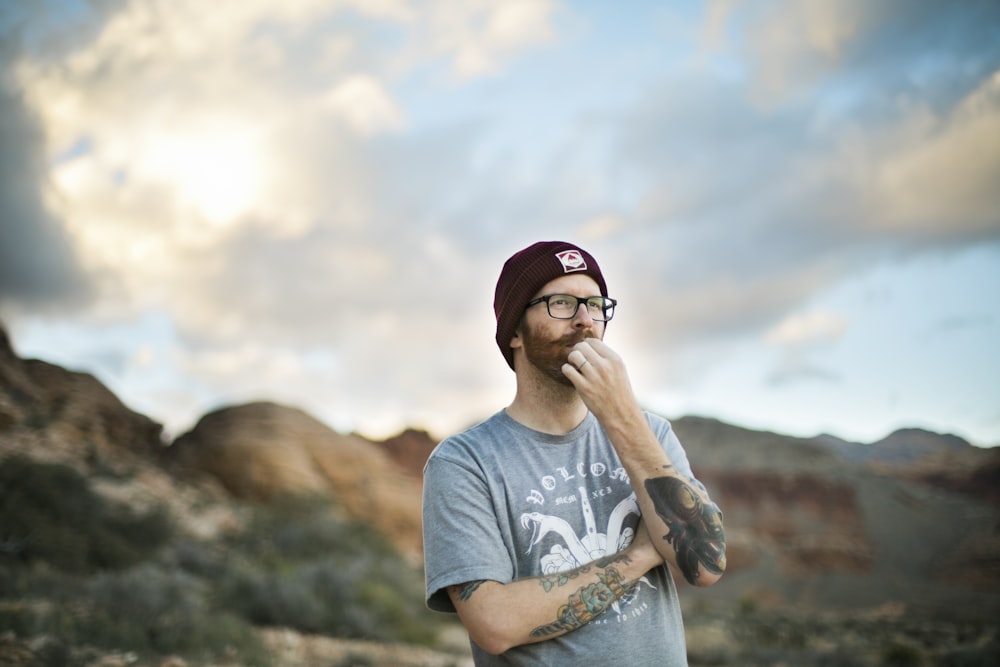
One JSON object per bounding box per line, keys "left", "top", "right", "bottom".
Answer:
{"left": 765, "top": 362, "right": 841, "bottom": 388}
{"left": 0, "top": 77, "right": 89, "bottom": 307}
{"left": 323, "top": 74, "right": 404, "bottom": 135}
{"left": 765, "top": 309, "right": 848, "bottom": 346}
{"left": 869, "top": 72, "right": 1000, "bottom": 238}
{"left": 418, "top": 0, "right": 559, "bottom": 78}
{"left": 1, "top": 0, "right": 566, "bottom": 432}
{"left": 2, "top": 0, "right": 998, "bottom": 441}
{"left": 597, "top": 0, "right": 1000, "bottom": 355}
{"left": 711, "top": 0, "right": 1000, "bottom": 107}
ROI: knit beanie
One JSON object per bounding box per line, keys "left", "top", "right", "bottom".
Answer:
{"left": 493, "top": 241, "right": 609, "bottom": 370}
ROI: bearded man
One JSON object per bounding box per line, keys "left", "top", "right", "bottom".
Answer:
{"left": 422, "top": 241, "right": 726, "bottom": 666}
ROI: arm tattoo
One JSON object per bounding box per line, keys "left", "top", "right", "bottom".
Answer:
{"left": 530, "top": 562, "right": 631, "bottom": 637}
{"left": 451, "top": 579, "right": 486, "bottom": 602}
{"left": 645, "top": 476, "right": 726, "bottom": 585}
{"left": 537, "top": 552, "right": 631, "bottom": 592}
{"left": 538, "top": 563, "right": 591, "bottom": 592}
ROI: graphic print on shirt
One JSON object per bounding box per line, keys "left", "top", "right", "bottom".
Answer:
{"left": 519, "top": 464, "right": 656, "bottom": 621}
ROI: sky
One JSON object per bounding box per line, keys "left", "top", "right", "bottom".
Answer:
{"left": 1, "top": 0, "right": 998, "bottom": 446}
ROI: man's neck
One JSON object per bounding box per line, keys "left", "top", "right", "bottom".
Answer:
{"left": 506, "top": 370, "right": 589, "bottom": 435}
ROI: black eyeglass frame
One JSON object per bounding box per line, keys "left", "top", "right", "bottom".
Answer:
{"left": 525, "top": 294, "right": 618, "bottom": 322}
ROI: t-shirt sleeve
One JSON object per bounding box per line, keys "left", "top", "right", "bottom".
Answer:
{"left": 422, "top": 452, "right": 514, "bottom": 612}
{"left": 647, "top": 413, "right": 708, "bottom": 495}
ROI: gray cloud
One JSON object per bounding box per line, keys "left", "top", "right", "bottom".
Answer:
{"left": 0, "top": 61, "right": 87, "bottom": 306}
{"left": 0, "top": 1, "right": 129, "bottom": 309}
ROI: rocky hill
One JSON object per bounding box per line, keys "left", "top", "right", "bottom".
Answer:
{"left": 166, "top": 401, "right": 425, "bottom": 561}
{"left": 0, "top": 324, "right": 163, "bottom": 468}
{"left": 668, "top": 416, "right": 1000, "bottom": 620}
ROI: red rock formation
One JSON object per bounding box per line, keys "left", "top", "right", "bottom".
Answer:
{"left": 700, "top": 470, "right": 875, "bottom": 576}
{"left": 167, "top": 402, "right": 425, "bottom": 560}
{"left": 373, "top": 428, "right": 439, "bottom": 481}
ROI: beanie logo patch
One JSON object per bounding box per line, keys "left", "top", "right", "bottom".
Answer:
{"left": 555, "top": 250, "right": 587, "bottom": 273}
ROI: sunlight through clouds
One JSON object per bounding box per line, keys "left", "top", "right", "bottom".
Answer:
{"left": 138, "top": 119, "right": 266, "bottom": 225}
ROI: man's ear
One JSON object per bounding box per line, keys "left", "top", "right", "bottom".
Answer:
{"left": 509, "top": 327, "right": 523, "bottom": 350}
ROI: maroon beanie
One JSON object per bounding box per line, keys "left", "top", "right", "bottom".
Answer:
{"left": 493, "top": 241, "right": 609, "bottom": 370}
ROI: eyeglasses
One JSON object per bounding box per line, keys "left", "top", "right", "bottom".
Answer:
{"left": 526, "top": 294, "right": 617, "bottom": 322}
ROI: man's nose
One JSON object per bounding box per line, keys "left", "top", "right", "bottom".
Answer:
{"left": 571, "top": 302, "right": 595, "bottom": 325}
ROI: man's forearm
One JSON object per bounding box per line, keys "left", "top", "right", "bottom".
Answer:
{"left": 645, "top": 471, "right": 726, "bottom": 585}
{"left": 448, "top": 547, "right": 658, "bottom": 655}
{"left": 602, "top": 420, "right": 727, "bottom": 586}
{"left": 526, "top": 554, "right": 632, "bottom": 638}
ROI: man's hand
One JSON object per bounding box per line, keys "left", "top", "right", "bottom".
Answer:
{"left": 562, "top": 338, "right": 644, "bottom": 431}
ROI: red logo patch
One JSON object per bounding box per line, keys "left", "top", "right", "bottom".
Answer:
{"left": 555, "top": 250, "right": 587, "bottom": 273}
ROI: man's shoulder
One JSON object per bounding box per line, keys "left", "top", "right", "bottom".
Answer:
{"left": 643, "top": 410, "right": 673, "bottom": 431}
{"left": 427, "top": 411, "right": 509, "bottom": 463}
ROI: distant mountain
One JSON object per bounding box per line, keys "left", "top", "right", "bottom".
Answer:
{"left": 668, "top": 415, "right": 1000, "bottom": 619}
{"left": 813, "top": 427, "right": 972, "bottom": 466}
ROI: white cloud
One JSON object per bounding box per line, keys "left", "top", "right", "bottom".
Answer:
{"left": 765, "top": 309, "right": 848, "bottom": 346}
{"left": 422, "top": 0, "right": 558, "bottom": 77}
{"left": 323, "top": 74, "right": 404, "bottom": 135}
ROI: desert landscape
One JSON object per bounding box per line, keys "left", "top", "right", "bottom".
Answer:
{"left": 1, "top": 320, "right": 998, "bottom": 666}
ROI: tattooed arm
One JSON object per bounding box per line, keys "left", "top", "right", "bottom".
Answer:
{"left": 446, "top": 522, "right": 663, "bottom": 656}
{"left": 564, "top": 338, "right": 727, "bottom": 587}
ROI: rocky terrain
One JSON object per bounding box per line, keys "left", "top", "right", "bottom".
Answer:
{"left": 1, "top": 320, "right": 998, "bottom": 666}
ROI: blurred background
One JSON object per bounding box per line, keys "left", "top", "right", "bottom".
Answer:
{"left": 1, "top": 1, "right": 999, "bottom": 665}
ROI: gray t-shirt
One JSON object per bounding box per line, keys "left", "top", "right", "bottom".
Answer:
{"left": 422, "top": 409, "right": 702, "bottom": 666}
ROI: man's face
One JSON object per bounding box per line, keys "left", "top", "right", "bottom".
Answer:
{"left": 514, "top": 274, "right": 606, "bottom": 385}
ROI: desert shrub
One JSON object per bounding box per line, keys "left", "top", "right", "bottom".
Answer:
{"left": 75, "top": 564, "right": 269, "bottom": 664}
{"left": 215, "top": 495, "right": 442, "bottom": 645}
{"left": 733, "top": 611, "right": 808, "bottom": 650}
{"left": 817, "top": 650, "right": 869, "bottom": 667}
{"left": 0, "top": 562, "right": 85, "bottom": 602}
{"left": 0, "top": 455, "right": 172, "bottom": 573}
{"left": 939, "top": 639, "right": 1000, "bottom": 667}
{"left": 336, "top": 654, "right": 375, "bottom": 667}
{"left": 0, "top": 562, "right": 269, "bottom": 665}
{"left": 227, "top": 493, "right": 397, "bottom": 564}
{"left": 738, "top": 595, "right": 758, "bottom": 615}
{"left": 882, "top": 640, "right": 922, "bottom": 666}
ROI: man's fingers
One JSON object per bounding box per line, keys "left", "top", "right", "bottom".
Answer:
{"left": 569, "top": 349, "right": 590, "bottom": 370}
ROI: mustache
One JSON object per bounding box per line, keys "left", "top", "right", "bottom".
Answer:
{"left": 558, "top": 330, "right": 597, "bottom": 346}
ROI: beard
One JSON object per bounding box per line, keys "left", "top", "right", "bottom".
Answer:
{"left": 519, "top": 322, "right": 600, "bottom": 387}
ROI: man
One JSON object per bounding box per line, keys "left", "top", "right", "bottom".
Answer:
{"left": 423, "top": 241, "right": 725, "bottom": 665}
